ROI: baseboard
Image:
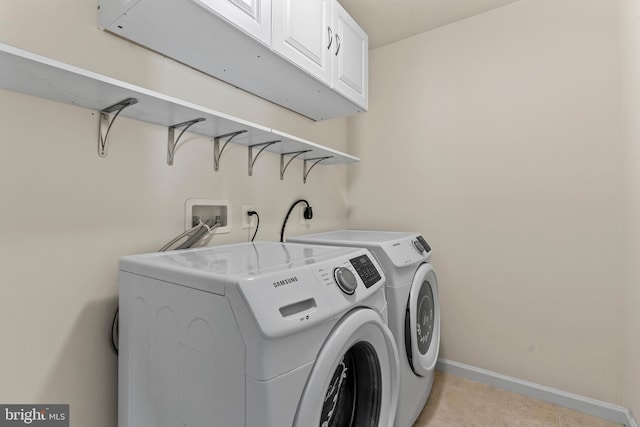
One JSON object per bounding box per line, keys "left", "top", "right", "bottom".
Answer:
{"left": 436, "top": 358, "right": 637, "bottom": 426}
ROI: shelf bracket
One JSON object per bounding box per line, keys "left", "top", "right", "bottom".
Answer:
{"left": 280, "top": 150, "right": 312, "bottom": 181}
{"left": 98, "top": 98, "right": 138, "bottom": 158}
{"left": 248, "top": 140, "right": 281, "bottom": 176}
{"left": 213, "top": 130, "right": 248, "bottom": 171}
{"left": 167, "top": 118, "right": 206, "bottom": 165}
{"left": 303, "top": 156, "right": 333, "bottom": 183}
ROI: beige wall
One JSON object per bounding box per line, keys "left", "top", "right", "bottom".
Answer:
{"left": 620, "top": 0, "right": 640, "bottom": 418}
{"left": 0, "top": 1, "right": 349, "bottom": 425}
{"left": 1, "top": 0, "right": 636, "bottom": 422}
{"left": 348, "top": 0, "right": 627, "bottom": 404}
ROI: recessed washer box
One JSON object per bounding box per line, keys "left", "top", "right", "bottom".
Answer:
{"left": 185, "top": 199, "right": 231, "bottom": 234}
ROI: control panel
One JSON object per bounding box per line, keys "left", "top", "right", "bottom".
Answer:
{"left": 350, "top": 254, "right": 382, "bottom": 288}
{"left": 383, "top": 234, "right": 432, "bottom": 267}
{"left": 242, "top": 249, "right": 386, "bottom": 338}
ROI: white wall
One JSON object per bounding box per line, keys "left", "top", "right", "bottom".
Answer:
{"left": 348, "top": 0, "right": 627, "bottom": 404}
{"left": 0, "top": 1, "right": 349, "bottom": 425}
{"left": 620, "top": 0, "right": 640, "bottom": 418}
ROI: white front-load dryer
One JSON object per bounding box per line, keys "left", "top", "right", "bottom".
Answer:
{"left": 289, "top": 231, "right": 440, "bottom": 427}
{"left": 117, "top": 241, "right": 399, "bottom": 427}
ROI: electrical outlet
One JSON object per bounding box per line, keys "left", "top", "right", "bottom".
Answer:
{"left": 241, "top": 205, "right": 256, "bottom": 229}
{"left": 300, "top": 206, "right": 310, "bottom": 225}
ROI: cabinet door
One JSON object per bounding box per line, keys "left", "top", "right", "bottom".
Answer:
{"left": 332, "top": 1, "right": 368, "bottom": 109}
{"left": 272, "top": 0, "right": 332, "bottom": 84}
{"left": 192, "top": 0, "right": 272, "bottom": 46}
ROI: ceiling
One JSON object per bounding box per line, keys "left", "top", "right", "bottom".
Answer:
{"left": 339, "top": 0, "right": 522, "bottom": 49}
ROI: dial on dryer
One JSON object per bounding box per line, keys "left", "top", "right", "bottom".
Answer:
{"left": 412, "top": 239, "right": 426, "bottom": 254}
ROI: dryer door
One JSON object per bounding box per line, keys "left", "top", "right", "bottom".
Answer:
{"left": 293, "top": 308, "right": 399, "bottom": 427}
{"left": 405, "top": 263, "right": 440, "bottom": 377}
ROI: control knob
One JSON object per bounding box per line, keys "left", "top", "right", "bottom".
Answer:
{"left": 333, "top": 267, "right": 357, "bottom": 295}
{"left": 412, "top": 240, "right": 426, "bottom": 254}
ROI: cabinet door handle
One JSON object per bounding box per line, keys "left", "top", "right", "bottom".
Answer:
{"left": 327, "top": 27, "right": 333, "bottom": 50}
{"left": 335, "top": 34, "right": 341, "bottom": 56}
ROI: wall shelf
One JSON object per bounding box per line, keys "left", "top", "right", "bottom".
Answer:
{"left": 0, "top": 42, "right": 359, "bottom": 182}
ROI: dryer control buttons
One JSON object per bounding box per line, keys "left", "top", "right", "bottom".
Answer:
{"left": 412, "top": 240, "right": 426, "bottom": 254}
{"left": 350, "top": 255, "right": 382, "bottom": 288}
{"left": 416, "top": 235, "right": 432, "bottom": 253}
{"left": 333, "top": 267, "right": 358, "bottom": 295}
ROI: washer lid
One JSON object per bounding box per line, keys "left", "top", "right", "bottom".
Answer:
{"left": 292, "top": 229, "right": 417, "bottom": 243}
{"left": 120, "top": 242, "right": 388, "bottom": 340}
{"left": 288, "top": 230, "right": 432, "bottom": 268}
{"left": 119, "top": 241, "right": 360, "bottom": 295}
{"left": 407, "top": 263, "right": 440, "bottom": 377}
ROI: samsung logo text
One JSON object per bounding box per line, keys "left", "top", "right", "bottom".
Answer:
{"left": 273, "top": 277, "right": 299, "bottom": 288}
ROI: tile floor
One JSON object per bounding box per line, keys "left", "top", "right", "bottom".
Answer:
{"left": 413, "top": 371, "right": 623, "bottom": 427}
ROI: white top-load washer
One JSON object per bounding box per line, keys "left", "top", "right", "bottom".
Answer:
{"left": 288, "top": 231, "right": 440, "bottom": 427}
{"left": 118, "top": 241, "right": 400, "bottom": 427}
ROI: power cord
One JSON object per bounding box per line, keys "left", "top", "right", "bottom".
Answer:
{"left": 248, "top": 210, "right": 260, "bottom": 242}
{"left": 280, "top": 199, "right": 313, "bottom": 242}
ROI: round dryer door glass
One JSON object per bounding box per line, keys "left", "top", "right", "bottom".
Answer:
{"left": 416, "top": 280, "right": 435, "bottom": 355}
{"left": 405, "top": 263, "right": 440, "bottom": 377}
{"left": 320, "top": 342, "right": 381, "bottom": 427}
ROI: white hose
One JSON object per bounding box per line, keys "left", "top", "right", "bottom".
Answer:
{"left": 158, "top": 222, "right": 205, "bottom": 252}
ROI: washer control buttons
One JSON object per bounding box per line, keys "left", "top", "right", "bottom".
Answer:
{"left": 334, "top": 267, "right": 357, "bottom": 295}
{"left": 349, "top": 254, "right": 382, "bottom": 288}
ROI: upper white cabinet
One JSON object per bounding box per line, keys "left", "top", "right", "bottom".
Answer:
{"left": 193, "top": 0, "right": 272, "bottom": 46}
{"left": 98, "top": 0, "right": 367, "bottom": 120}
{"left": 272, "top": 0, "right": 332, "bottom": 84}
{"left": 331, "top": 1, "right": 368, "bottom": 108}
{"left": 271, "top": 0, "right": 368, "bottom": 109}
